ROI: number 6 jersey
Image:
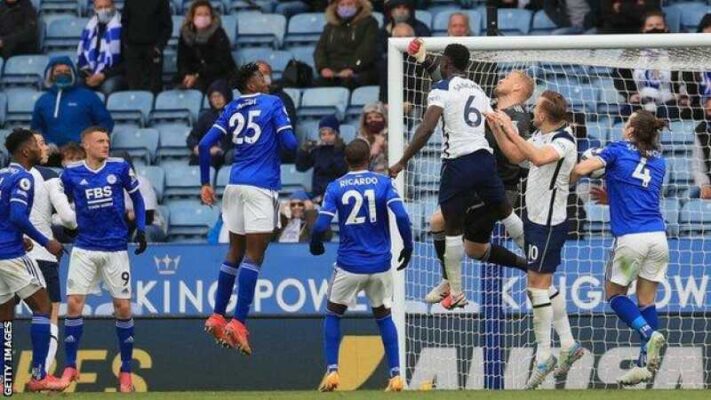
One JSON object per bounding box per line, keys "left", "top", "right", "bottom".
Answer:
{"left": 427, "top": 75, "right": 494, "bottom": 159}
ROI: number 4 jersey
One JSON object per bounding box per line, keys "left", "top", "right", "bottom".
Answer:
{"left": 427, "top": 75, "right": 494, "bottom": 159}
{"left": 598, "top": 141, "right": 666, "bottom": 237}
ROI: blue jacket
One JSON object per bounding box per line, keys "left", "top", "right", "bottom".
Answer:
{"left": 31, "top": 56, "right": 114, "bottom": 146}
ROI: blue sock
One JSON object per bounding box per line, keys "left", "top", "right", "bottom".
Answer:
{"left": 610, "top": 295, "right": 653, "bottom": 341}
{"left": 376, "top": 315, "right": 400, "bottom": 377}
{"left": 115, "top": 318, "right": 134, "bottom": 373}
{"left": 636, "top": 304, "right": 658, "bottom": 367}
{"left": 214, "top": 261, "right": 239, "bottom": 315}
{"left": 323, "top": 313, "right": 342, "bottom": 372}
{"left": 31, "top": 314, "right": 51, "bottom": 380}
{"left": 234, "top": 259, "right": 260, "bottom": 324}
{"left": 64, "top": 317, "right": 84, "bottom": 369}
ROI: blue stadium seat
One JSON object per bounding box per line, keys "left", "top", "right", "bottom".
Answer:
{"left": 215, "top": 166, "right": 231, "bottom": 196}
{"left": 288, "top": 46, "right": 317, "bottom": 71}
{"left": 678, "top": 3, "right": 711, "bottom": 31}
{"left": 4, "top": 89, "right": 42, "bottom": 127}
{"left": 285, "top": 12, "right": 326, "bottom": 47}
{"left": 230, "top": 0, "right": 275, "bottom": 13}
{"left": 663, "top": 198, "right": 680, "bottom": 237}
{"left": 347, "top": 86, "right": 379, "bottom": 119}
{"left": 609, "top": 121, "right": 625, "bottom": 142}
{"left": 584, "top": 203, "right": 610, "bottom": 235}
{"left": 236, "top": 13, "right": 286, "bottom": 48}
{"left": 41, "top": 0, "right": 81, "bottom": 16}
{"left": 667, "top": 120, "right": 697, "bottom": 145}
{"left": 45, "top": 17, "right": 88, "bottom": 51}
{"left": 168, "top": 16, "right": 183, "bottom": 50}
{"left": 280, "top": 164, "right": 308, "bottom": 194}
{"left": 417, "top": 10, "right": 433, "bottom": 29}
{"left": 136, "top": 165, "right": 166, "bottom": 202}
{"left": 111, "top": 128, "right": 159, "bottom": 164}
{"left": 372, "top": 11, "right": 384, "bottom": 27}
{"left": 0, "top": 92, "right": 6, "bottom": 127}
{"left": 669, "top": 157, "right": 693, "bottom": 185}
{"left": 340, "top": 124, "right": 357, "bottom": 143}
{"left": 167, "top": 199, "right": 219, "bottom": 240}
{"left": 296, "top": 120, "right": 319, "bottom": 143}
{"left": 530, "top": 10, "right": 557, "bottom": 35}
{"left": 236, "top": 48, "right": 291, "bottom": 79}
{"left": 107, "top": 91, "right": 154, "bottom": 127}
{"left": 663, "top": 6, "right": 682, "bottom": 33}
{"left": 162, "top": 50, "right": 179, "bottom": 86}
{"left": 1, "top": 55, "right": 48, "bottom": 89}
{"left": 596, "top": 79, "right": 624, "bottom": 115}
{"left": 150, "top": 90, "right": 203, "bottom": 125}
{"left": 496, "top": 8, "right": 532, "bottom": 35}
{"left": 432, "top": 10, "right": 482, "bottom": 36}
{"left": 165, "top": 165, "right": 214, "bottom": 198}
{"left": 586, "top": 122, "right": 609, "bottom": 143}
{"left": 412, "top": 158, "right": 441, "bottom": 194}
{"left": 221, "top": 14, "right": 238, "bottom": 47}
{"left": 156, "top": 124, "right": 192, "bottom": 161}
{"left": 283, "top": 88, "right": 301, "bottom": 108}
{"left": 679, "top": 199, "right": 711, "bottom": 236}
{"left": 298, "top": 87, "right": 350, "bottom": 120}
{"left": 546, "top": 82, "right": 598, "bottom": 112}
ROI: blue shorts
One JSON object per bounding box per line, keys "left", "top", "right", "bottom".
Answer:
{"left": 439, "top": 150, "right": 507, "bottom": 210}
{"left": 525, "top": 219, "right": 568, "bottom": 273}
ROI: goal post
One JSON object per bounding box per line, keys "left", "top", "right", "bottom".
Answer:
{"left": 388, "top": 33, "right": 711, "bottom": 390}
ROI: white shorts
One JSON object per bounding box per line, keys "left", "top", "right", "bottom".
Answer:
{"left": 222, "top": 185, "right": 280, "bottom": 235}
{"left": 606, "top": 231, "right": 669, "bottom": 287}
{"left": 67, "top": 248, "right": 132, "bottom": 299}
{"left": 328, "top": 266, "right": 393, "bottom": 309}
{"left": 0, "top": 256, "right": 46, "bottom": 304}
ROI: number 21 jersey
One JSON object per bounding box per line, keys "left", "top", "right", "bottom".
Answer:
{"left": 427, "top": 76, "right": 493, "bottom": 159}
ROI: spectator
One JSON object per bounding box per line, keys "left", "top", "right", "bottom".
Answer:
{"left": 187, "top": 79, "right": 233, "bottom": 168}
{"left": 448, "top": 12, "right": 471, "bottom": 37}
{"left": 176, "top": 0, "right": 236, "bottom": 92}
{"left": 0, "top": 0, "right": 38, "bottom": 59}
{"left": 693, "top": 98, "right": 711, "bottom": 200}
{"left": 699, "top": 13, "right": 711, "bottom": 34}
{"left": 77, "top": 0, "right": 126, "bottom": 96}
{"left": 256, "top": 60, "right": 297, "bottom": 125}
{"left": 59, "top": 143, "right": 86, "bottom": 168}
{"left": 543, "top": 0, "right": 593, "bottom": 34}
{"left": 274, "top": 191, "right": 320, "bottom": 243}
{"left": 31, "top": 56, "right": 114, "bottom": 147}
{"left": 121, "top": 0, "right": 172, "bottom": 92}
{"left": 358, "top": 102, "right": 388, "bottom": 173}
{"left": 295, "top": 114, "right": 348, "bottom": 202}
{"left": 314, "top": 0, "right": 379, "bottom": 88}
{"left": 598, "top": 0, "right": 660, "bottom": 34}
{"left": 381, "top": 0, "right": 431, "bottom": 47}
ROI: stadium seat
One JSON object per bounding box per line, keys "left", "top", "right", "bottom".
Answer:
{"left": 235, "top": 48, "right": 291, "bottom": 79}
{"left": 288, "top": 46, "right": 317, "bottom": 71}
{"left": 417, "top": 10, "right": 433, "bottom": 29}
{"left": 150, "top": 90, "right": 203, "bottom": 125}
{"left": 111, "top": 128, "right": 159, "bottom": 164}
{"left": 136, "top": 165, "right": 166, "bottom": 202}
{"left": 496, "top": 8, "right": 532, "bottom": 36}
{"left": 372, "top": 11, "right": 384, "bottom": 27}
{"left": 0, "top": 92, "right": 6, "bottom": 127}
{"left": 45, "top": 17, "right": 88, "bottom": 51}
{"left": 298, "top": 87, "right": 350, "bottom": 120}
{"left": 347, "top": 86, "right": 379, "bottom": 119}
{"left": 162, "top": 50, "right": 179, "bottom": 86}
{"left": 340, "top": 124, "right": 357, "bottom": 143}
{"left": 280, "top": 164, "right": 308, "bottom": 194}
{"left": 530, "top": 10, "right": 557, "bottom": 35}
{"left": 667, "top": 120, "right": 697, "bottom": 145}
{"left": 586, "top": 122, "right": 609, "bottom": 143}
{"left": 283, "top": 88, "right": 301, "bottom": 108}
{"left": 156, "top": 124, "right": 192, "bottom": 161}
{"left": 609, "top": 121, "right": 625, "bottom": 142}
{"left": 221, "top": 14, "right": 238, "bottom": 47}
{"left": 284, "top": 12, "right": 326, "bottom": 47}
{"left": 165, "top": 165, "right": 214, "bottom": 198}
{"left": 669, "top": 157, "right": 693, "bottom": 186}
{"left": 296, "top": 120, "right": 319, "bottom": 143}
{"left": 167, "top": 199, "right": 219, "bottom": 240}
{"left": 432, "top": 10, "right": 482, "bottom": 36}
{"left": 663, "top": 6, "right": 682, "bottom": 33}
{"left": 235, "top": 13, "right": 286, "bottom": 48}
{"left": 230, "top": 0, "right": 275, "bottom": 13}
{"left": 546, "top": 82, "right": 598, "bottom": 112}
{"left": 41, "top": 0, "right": 81, "bottom": 16}
{"left": 663, "top": 198, "right": 681, "bottom": 237}
{"left": 596, "top": 79, "right": 624, "bottom": 115}
{"left": 1, "top": 55, "right": 48, "bottom": 89}
{"left": 584, "top": 203, "right": 610, "bottom": 235}
{"left": 107, "top": 91, "right": 154, "bottom": 127}
{"left": 4, "top": 89, "right": 42, "bottom": 127}
{"left": 678, "top": 3, "right": 711, "bottom": 32}
{"left": 168, "top": 16, "right": 183, "bottom": 50}
{"left": 412, "top": 158, "right": 441, "bottom": 194}
{"left": 679, "top": 199, "right": 711, "bottom": 236}
{"left": 215, "top": 166, "right": 231, "bottom": 196}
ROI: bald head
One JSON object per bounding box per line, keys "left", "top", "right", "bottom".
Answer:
{"left": 392, "top": 22, "right": 415, "bottom": 38}
{"left": 448, "top": 12, "right": 470, "bottom": 37}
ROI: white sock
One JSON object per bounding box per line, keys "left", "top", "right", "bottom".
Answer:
{"left": 529, "top": 287, "right": 553, "bottom": 363}
{"left": 549, "top": 286, "right": 575, "bottom": 349}
{"left": 444, "top": 235, "right": 464, "bottom": 294}
{"left": 45, "top": 323, "right": 58, "bottom": 373}
{"left": 501, "top": 212, "right": 525, "bottom": 250}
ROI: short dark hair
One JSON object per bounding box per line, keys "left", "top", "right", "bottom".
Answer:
{"left": 4, "top": 128, "right": 35, "bottom": 156}
{"left": 443, "top": 43, "right": 470, "bottom": 71}
{"left": 80, "top": 126, "right": 109, "bottom": 141}
{"left": 345, "top": 138, "right": 370, "bottom": 168}
{"left": 234, "top": 62, "right": 261, "bottom": 93}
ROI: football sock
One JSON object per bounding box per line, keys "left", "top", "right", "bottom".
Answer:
{"left": 64, "top": 316, "right": 83, "bottom": 369}
{"left": 376, "top": 315, "right": 400, "bottom": 377}
{"left": 529, "top": 288, "right": 553, "bottom": 362}
{"left": 432, "top": 231, "right": 448, "bottom": 280}
{"left": 45, "top": 323, "right": 58, "bottom": 373}
{"left": 444, "top": 236, "right": 464, "bottom": 294}
{"left": 234, "top": 259, "right": 260, "bottom": 324}
{"left": 501, "top": 212, "right": 525, "bottom": 250}
{"left": 610, "top": 295, "right": 653, "bottom": 341}
{"left": 116, "top": 318, "right": 134, "bottom": 373}
{"left": 323, "top": 313, "right": 341, "bottom": 372}
{"left": 549, "top": 286, "right": 575, "bottom": 349}
{"left": 214, "top": 261, "right": 239, "bottom": 315}
{"left": 31, "top": 313, "right": 50, "bottom": 380}
{"left": 637, "top": 304, "right": 658, "bottom": 366}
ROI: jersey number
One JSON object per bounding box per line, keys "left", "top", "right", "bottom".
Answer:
{"left": 342, "top": 189, "right": 376, "bottom": 225}
{"left": 229, "top": 110, "right": 262, "bottom": 145}
{"left": 632, "top": 157, "right": 652, "bottom": 188}
{"left": 463, "top": 95, "right": 482, "bottom": 128}
{"left": 527, "top": 245, "right": 539, "bottom": 262}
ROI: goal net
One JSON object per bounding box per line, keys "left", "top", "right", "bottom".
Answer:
{"left": 387, "top": 34, "right": 711, "bottom": 390}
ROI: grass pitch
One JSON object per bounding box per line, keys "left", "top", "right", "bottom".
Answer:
{"left": 10, "top": 390, "right": 711, "bottom": 400}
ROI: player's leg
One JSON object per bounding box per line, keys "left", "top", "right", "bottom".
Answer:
{"left": 36, "top": 260, "right": 61, "bottom": 374}
{"left": 365, "top": 271, "right": 403, "bottom": 392}
{"left": 462, "top": 204, "right": 527, "bottom": 272}
{"left": 549, "top": 283, "right": 584, "bottom": 378}
{"left": 102, "top": 251, "right": 135, "bottom": 392}
{"left": 424, "top": 209, "right": 450, "bottom": 303}
{"left": 205, "top": 229, "right": 245, "bottom": 343}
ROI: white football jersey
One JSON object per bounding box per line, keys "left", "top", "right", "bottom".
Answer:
{"left": 525, "top": 126, "right": 577, "bottom": 226}
{"left": 427, "top": 76, "right": 493, "bottom": 159}
{"left": 28, "top": 167, "right": 76, "bottom": 262}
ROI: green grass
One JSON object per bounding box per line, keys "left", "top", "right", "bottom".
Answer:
{"left": 11, "top": 390, "right": 711, "bottom": 400}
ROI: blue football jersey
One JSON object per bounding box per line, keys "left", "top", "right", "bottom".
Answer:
{"left": 61, "top": 158, "right": 140, "bottom": 251}
{"left": 212, "top": 93, "right": 292, "bottom": 190}
{"left": 320, "top": 171, "right": 403, "bottom": 274}
{"left": 0, "top": 164, "right": 36, "bottom": 260}
{"left": 598, "top": 141, "right": 666, "bottom": 237}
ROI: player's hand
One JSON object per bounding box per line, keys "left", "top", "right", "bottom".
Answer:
{"left": 590, "top": 186, "right": 609, "bottom": 205}
{"left": 201, "top": 184, "right": 216, "bottom": 206}
{"left": 23, "top": 238, "right": 34, "bottom": 252}
{"left": 388, "top": 162, "right": 405, "bottom": 179}
{"left": 134, "top": 230, "right": 147, "bottom": 255}
{"left": 397, "top": 247, "right": 412, "bottom": 271}
{"left": 407, "top": 38, "right": 426, "bottom": 63}
{"left": 309, "top": 241, "right": 325, "bottom": 256}
{"left": 45, "top": 240, "right": 64, "bottom": 258}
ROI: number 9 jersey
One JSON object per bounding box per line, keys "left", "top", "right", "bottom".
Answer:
{"left": 427, "top": 76, "right": 494, "bottom": 159}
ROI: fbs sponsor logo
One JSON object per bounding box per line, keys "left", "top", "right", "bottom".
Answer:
{"left": 154, "top": 255, "right": 180, "bottom": 276}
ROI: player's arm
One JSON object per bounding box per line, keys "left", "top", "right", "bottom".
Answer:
{"left": 571, "top": 158, "right": 605, "bottom": 184}
{"left": 485, "top": 112, "right": 526, "bottom": 164}
{"left": 495, "top": 111, "right": 561, "bottom": 167}
{"left": 407, "top": 39, "right": 442, "bottom": 81}
{"left": 389, "top": 105, "right": 443, "bottom": 177}
{"left": 9, "top": 177, "right": 62, "bottom": 256}
{"left": 46, "top": 177, "right": 77, "bottom": 229}
{"left": 198, "top": 109, "right": 229, "bottom": 204}
{"left": 122, "top": 164, "right": 148, "bottom": 255}
{"left": 386, "top": 184, "right": 413, "bottom": 270}
{"left": 310, "top": 187, "right": 337, "bottom": 256}
{"left": 273, "top": 99, "right": 298, "bottom": 153}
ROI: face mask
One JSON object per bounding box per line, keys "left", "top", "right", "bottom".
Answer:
{"left": 366, "top": 120, "right": 385, "bottom": 134}
{"left": 96, "top": 8, "right": 115, "bottom": 24}
{"left": 194, "top": 16, "right": 212, "bottom": 30}
{"left": 392, "top": 10, "right": 410, "bottom": 24}
{"left": 53, "top": 73, "right": 73, "bottom": 89}
{"left": 644, "top": 28, "right": 666, "bottom": 34}
{"left": 337, "top": 5, "right": 357, "bottom": 19}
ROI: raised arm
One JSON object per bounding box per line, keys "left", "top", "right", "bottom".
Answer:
{"left": 388, "top": 105, "right": 443, "bottom": 177}
{"left": 497, "top": 111, "right": 562, "bottom": 167}
{"left": 571, "top": 157, "right": 605, "bottom": 184}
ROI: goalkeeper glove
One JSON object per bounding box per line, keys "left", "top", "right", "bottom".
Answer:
{"left": 134, "top": 230, "right": 147, "bottom": 255}
{"left": 310, "top": 240, "right": 325, "bottom": 256}
{"left": 407, "top": 38, "right": 427, "bottom": 63}
{"left": 397, "top": 247, "right": 413, "bottom": 271}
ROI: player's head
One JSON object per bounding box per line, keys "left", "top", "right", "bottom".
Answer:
{"left": 345, "top": 138, "right": 371, "bottom": 170}
{"left": 80, "top": 126, "right": 111, "bottom": 162}
{"left": 624, "top": 111, "right": 665, "bottom": 156}
{"left": 60, "top": 142, "right": 86, "bottom": 167}
{"left": 255, "top": 60, "right": 273, "bottom": 86}
{"left": 494, "top": 70, "right": 534, "bottom": 103}
{"left": 533, "top": 90, "right": 567, "bottom": 130}
{"left": 234, "top": 62, "right": 268, "bottom": 95}
{"left": 32, "top": 132, "right": 50, "bottom": 165}
{"left": 440, "top": 43, "right": 469, "bottom": 78}
{"left": 642, "top": 10, "right": 667, "bottom": 33}
{"left": 4, "top": 128, "right": 42, "bottom": 166}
